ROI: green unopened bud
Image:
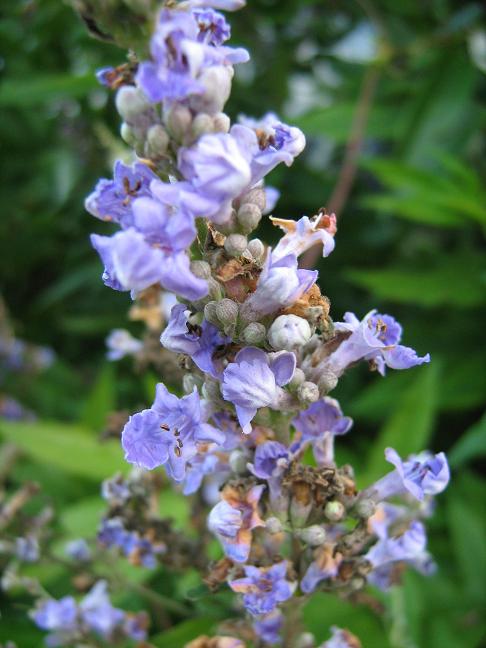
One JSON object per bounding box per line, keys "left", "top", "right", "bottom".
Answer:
{"left": 268, "top": 314, "right": 312, "bottom": 350}
{"left": 295, "top": 633, "right": 315, "bottom": 648}
{"left": 213, "top": 112, "right": 231, "bottom": 133}
{"left": 237, "top": 203, "right": 262, "bottom": 234}
{"left": 355, "top": 498, "right": 376, "bottom": 519}
{"left": 215, "top": 298, "right": 238, "bottom": 325}
{"left": 288, "top": 368, "right": 306, "bottom": 390}
{"left": 191, "top": 112, "right": 214, "bottom": 138}
{"left": 247, "top": 238, "right": 265, "bottom": 262}
{"left": 298, "top": 525, "right": 326, "bottom": 546}
{"left": 166, "top": 104, "right": 192, "bottom": 141}
{"left": 202, "top": 378, "right": 222, "bottom": 402}
{"left": 203, "top": 301, "right": 220, "bottom": 326}
{"left": 265, "top": 517, "right": 283, "bottom": 534}
{"left": 240, "top": 322, "right": 266, "bottom": 345}
{"left": 115, "top": 86, "right": 151, "bottom": 121}
{"left": 324, "top": 500, "right": 345, "bottom": 522}
{"left": 229, "top": 449, "right": 248, "bottom": 475}
{"left": 190, "top": 260, "right": 212, "bottom": 279}
{"left": 145, "top": 124, "right": 169, "bottom": 158}
{"left": 120, "top": 122, "right": 138, "bottom": 147}
{"left": 240, "top": 187, "right": 266, "bottom": 211}
{"left": 224, "top": 233, "right": 248, "bottom": 257}
{"left": 318, "top": 370, "right": 339, "bottom": 394}
{"left": 297, "top": 381, "right": 320, "bottom": 405}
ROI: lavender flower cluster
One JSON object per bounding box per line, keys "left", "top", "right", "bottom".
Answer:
{"left": 59, "top": 0, "right": 452, "bottom": 645}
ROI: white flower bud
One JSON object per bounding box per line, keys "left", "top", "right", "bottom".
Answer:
{"left": 202, "top": 379, "right": 222, "bottom": 402}
{"left": 115, "top": 86, "right": 151, "bottom": 121}
{"left": 204, "top": 301, "right": 220, "bottom": 326}
{"left": 324, "top": 500, "right": 345, "bottom": 522}
{"left": 183, "top": 374, "right": 203, "bottom": 394}
{"left": 355, "top": 498, "right": 376, "bottom": 519}
{"left": 215, "top": 298, "right": 238, "bottom": 325}
{"left": 298, "top": 525, "right": 326, "bottom": 546}
{"left": 237, "top": 203, "right": 262, "bottom": 234}
{"left": 145, "top": 124, "right": 169, "bottom": 158}
{"left": 224, "top": 233, "right": 248, "bottom": 257}
{"left": 268, "top": 314, "right": 312, "bottom": 350}
{"left": 288, "top": 367, "right": 306, "bottom": 390}
{"left": 192, "top": 112, "right": 215, "bottom": 138}
{"left": 229, "top": 449, "right": 248, "bottom": 475}
{"left": 265, "top": 516, "right": 283, "bottom": 534}
{"left": 166, "top": 104, "right": 193, "bottom": 141}
{"left": 190, "top": 65, "right": 233, "bottom": 114}
{"left": 213, "top": 112, "right": 231, "bottom": 133}
{"left": 295, "top": 633, "right": 315, "bottom": 648}
{"left": 240, "top": 322, "right": 266, "bottom": 345}
{"left": 247, "top": 238, "right": 265, "bottom": 262}
{"left": 297, "top": 381, "right": 320, "bottom": 405}
{"left": 190, "top": 260, "right": 212, "bottom": 279}
{"left": 120, "top": 122, "right": 138, "bottom": 147}
{"left": 240, "top": 186, "right": 266, "bottom": 211}
{"left": 318, "top": 369, "right": 339, "bottom": 394}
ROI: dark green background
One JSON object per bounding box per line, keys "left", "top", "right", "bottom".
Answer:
{"left": 0, "top": 1, "right": 485, "bottom": 646}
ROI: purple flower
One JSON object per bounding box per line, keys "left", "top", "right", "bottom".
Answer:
{"left": 101, "top": 474, "right": 131, "bottom": 505}
{"left": 121, "top": 384, "right": 224, "bottom": 481}
{"left": 193, "top": 9, "right": 231, "bottom": 45}
{"left": 208, "top": 484, "right": 265, "bottom": 562}
{"left": 292, "top": 398, "right": 353, "bottom": 465}
{"left": 181, "top": 0, "right": 246, "bottom": 10}
{"left": 98, "top": 518, "right": 165, "bottom": 568}
{"left": 222, "top": 347, "right": 296, "bottom": 433}
{"left": 300, "top": 544, "right": 342, "bottom": 594}
{"left": 161, "top": 303, "right": 229, "bottom": 378}
{"left": 65, "top": 539, "right": 91, "bottom": 563}
{"left": 15, "top": 536, "right": 39, "bottom": 562}
{"left": 363, "top": 448, "right": 450, "bottom": 503}
{"left": 240, "top": 252, "right": 317, "bottom": 321}
{"left": 328, "top": 310, "right": 430, "bottom": 377}
{"left": 178, "top": 132, "right": 252, "bottom": 223}
{"left": 229, "top": 561, "right": 294, "bottom": 615}
{"left": 85, "top": 161, "right": 157, "bottom": 227}
{"left": 32, "top": 597, "right": 77, "bottom": 632}
{"left": 136, "top": 9, "right": 247, "bottom": 105}
{"left": 106, "top": 329, "right": 143, "bottom": 361}
{"left": 90, "top": 228, "right": 207, "bottom": 300}
{"left": 319, "top": 627, "right": 362, "bottom": 648}
{"left": 79, "top": 581, "right": 125, "bottom": 639}
{"left": 232, "top": 113, "right": 305, "bottom": 185}
{"left": 253, "top": 609, "right": 283, "bottom": 645}
{"left": 271, "top": 213, "right": 336, "bottom": 260}
{"left": 182, "top": 451, "right": 229, "bottom": 497}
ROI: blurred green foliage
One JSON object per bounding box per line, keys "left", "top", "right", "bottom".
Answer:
{"left": 1, "top": 0, "right": 485, "bottom": 646}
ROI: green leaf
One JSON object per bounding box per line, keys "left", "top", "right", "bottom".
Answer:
{"left": 345, "top": 255, "right": 486, "bottom": 308}
{"left": 364, "top": 364, "right": 439, "bottom": 484}
{"left": 81, "top": 363, "right": 116, "bottom": 431}
{"left": 151, "top": 618, "right": 217, "bottom": 648}
{"left": 0, "top": 74, "right": 98, "bottom": 107}
{"left": 158, "top": 488, "right": 191, "bottom": 529}
{"left": 0, "top": 420, "right": 125, "bottom": 480}
{"left": 60, "top": 496, "right": 104, "bottom": 538}
{"left": 449, "top": 413, "right": 486, "bottom": 467}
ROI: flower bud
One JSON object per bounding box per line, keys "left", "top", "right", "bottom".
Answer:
{"left": 247, "top": 238, "right": 265, "bottom": 262}
{"left": 204, "top": 301, "right": 220, "bottom": 326}
{"left": 192, "top": 112, "right": 215, "bottom": 138}
{"left": 265, "top": 516, "right": 283, "bottom": 534}
{"left": 240, "top": 186, "right": 266, "bottom": 211}
{"left": 288, "top": 367, "right": 306, "bottom": 390}
{"left": 268, "top": 314, "right": 312, "bottom": 351}
{"left": 202, "top": 378, "right": 222, "bottom": 403}
{"left": 145, "top": 124, "right": 169, "bottom": 158}
{"left": 299, "top": 525, "right": 327, "bottom": 547}
{"left": 355, "top": 498, "right": 376, "bottom": 519}
{"left": 213, "top": 112, "right": 231, "bottom": 133}
{"left": 224, "top": 233, "right": 248, "bottom": 257}
{"left": 295, "top": 633, "right": 315, "bottom": 648}
{"left": 166, "top": 104, "right": 192, "bottom": 141}
{"left": 229, "top": 449, "right": 248, "bottom": 475}
{"left": 115, "top": 86, "right": 151, "bottom": 121}
{"left": 183, "top": 374, "right": 203, "bottom": 394}
{"left": 190, "top": 65, "right": 233, "bottom": 114}
{"left": 237, "top": 203, "right": 262, "bottom": 234}
{"left": 297, "top": 381, "right": 320, "bottom": 405}
{"left": 191, "top": 260, "right": 212, "bottom": 279}
{"left": 290, "top": 483, "right": 312, "bottom": 527}
{"left": 318, "top": 369, "right": 339, "bottom": 394}
{"left": 324, "top": 500, "right": 345, "bottom": 522}
{"left": 240, "top": 322, "right": 266, "bottom": 345}
{"left": 120, "top": 122, "right": 138, "bottom": 148}
{"left": 215, "top": 298, "right": 238, "bottom": 325}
